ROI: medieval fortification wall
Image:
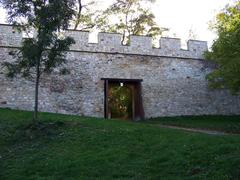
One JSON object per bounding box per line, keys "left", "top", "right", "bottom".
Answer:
{"left": 0, "top": 24, "right": 240, "bottom": 118}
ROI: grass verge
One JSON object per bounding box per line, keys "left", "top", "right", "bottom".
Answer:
{"left": 146, "top": 115, "right": 240, "bottom": 134}
{"left": 0, "top": 108, "right": 240, "bottom": 179}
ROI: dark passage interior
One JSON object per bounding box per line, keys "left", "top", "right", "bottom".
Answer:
{"left": 102, "top": 78, "right": 144, "bottom": 121}
{"left": 108, "top": 82, "right": 133, "bottom": 120}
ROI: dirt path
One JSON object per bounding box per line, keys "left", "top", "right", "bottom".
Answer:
{"left": 157, "top": 124, "right": 237, "bottom": 136}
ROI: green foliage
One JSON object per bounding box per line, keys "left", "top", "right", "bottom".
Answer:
{"left": 108, "top": 85, "right": 133, "bottom": 119}
{"left": 72, "top": 0, "right": 101, "bottom": 30}
{"left": 1, "top": 108, "right": 240, "bottom": 179}
{"left": 0, "top": 0, "right": 76, "bottom": 121}
{"left": 1, "top": 0, "right": 76, "bottom": 77}
{"left": 205, "top": 1, "right": 240, "bottom": 94}
{"left": 100, "top": 0, "right": 166, "bottom": 44}
{"left": 3, "top": 36, "right": 74, "bottom": 78}
{"left": 71, "top": 0, "right": 166, "bottom": 42}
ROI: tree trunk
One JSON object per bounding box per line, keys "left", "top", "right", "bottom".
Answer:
{"left": 74, "top": 0, "right": 83, "bottom": 30}
{"left": 33, "top": 58, "right": 40, "bottom": 122}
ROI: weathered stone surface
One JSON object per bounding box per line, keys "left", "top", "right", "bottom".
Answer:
{"left": 0, "top": 24, "right": 240, "bottom": 118}
{"left": 0, "top": 24, "right": 22, "bottom": 47}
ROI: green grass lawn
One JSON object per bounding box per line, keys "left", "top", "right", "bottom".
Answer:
{"left": 0, "top": 108, "right": 240, "bottom": 179}
{"left": 146, "top": 115, "right": 240, "bottom": 134}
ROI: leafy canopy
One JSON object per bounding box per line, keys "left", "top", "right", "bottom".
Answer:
{"left": 0, "top": 0, "right": 76, "bottom": 121}
{"left": 0, "top": 0, "right": 76, "bottom": 77}
{"left": 205, "top": 1, "right": 240, "bottom": 94}
{"left": 100, "top": 0, "right": 166, "bottom": 44}
{"left": 72, "top": 0, "right": 101, "bottom": 31}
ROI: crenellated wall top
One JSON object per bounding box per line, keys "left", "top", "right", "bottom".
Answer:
{"left": 0, "top": 24, "right": 208, "bottom": 59}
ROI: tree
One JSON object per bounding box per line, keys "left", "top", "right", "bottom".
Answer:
{"left": 187, "top": 27, "right": 198, "bottom": 40}
{"left": 100, "top": 0, "right": 167, "bottom": 44}
{"left": 72, "top": 0, "right": 99, "bottom": 30}
{"left": 205, "top": 1, "right": 240, "bottom": 94}
{"left": 0, "top": 0, "right": 76, "bottom": 122}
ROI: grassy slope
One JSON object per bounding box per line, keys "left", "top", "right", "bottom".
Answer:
{"left": 0, "top": 108, "right": 240, "bottom": 179}
{"left": 147, "top": 116, "right": 240, "bottom": 134}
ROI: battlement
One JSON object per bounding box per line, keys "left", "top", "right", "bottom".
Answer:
{"left": 0, "top": 24, "right": 208, "bottom": 59}
{"left": 0, "top": 24, "right": 22, "bottom": 47}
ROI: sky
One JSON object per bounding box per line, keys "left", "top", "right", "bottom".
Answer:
{"left": 0, "top": 0, "right": 234, "bottom": 48}
{"left": 152, "top": 0, "right": 233, "bottom": 47}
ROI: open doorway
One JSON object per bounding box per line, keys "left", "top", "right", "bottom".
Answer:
{"left": 108, "top": 82, "right": 133, "bottom": 120}
{"left": 101, "top": 78, "right": 144, "bottom": 121}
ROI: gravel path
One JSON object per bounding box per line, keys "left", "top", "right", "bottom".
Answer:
{"left": 157, "top": 124, "right": 236, "bottom": 136}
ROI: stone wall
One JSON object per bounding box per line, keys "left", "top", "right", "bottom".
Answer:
{"left": 0, "top": 24, "right": 240, "bottom": 118}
